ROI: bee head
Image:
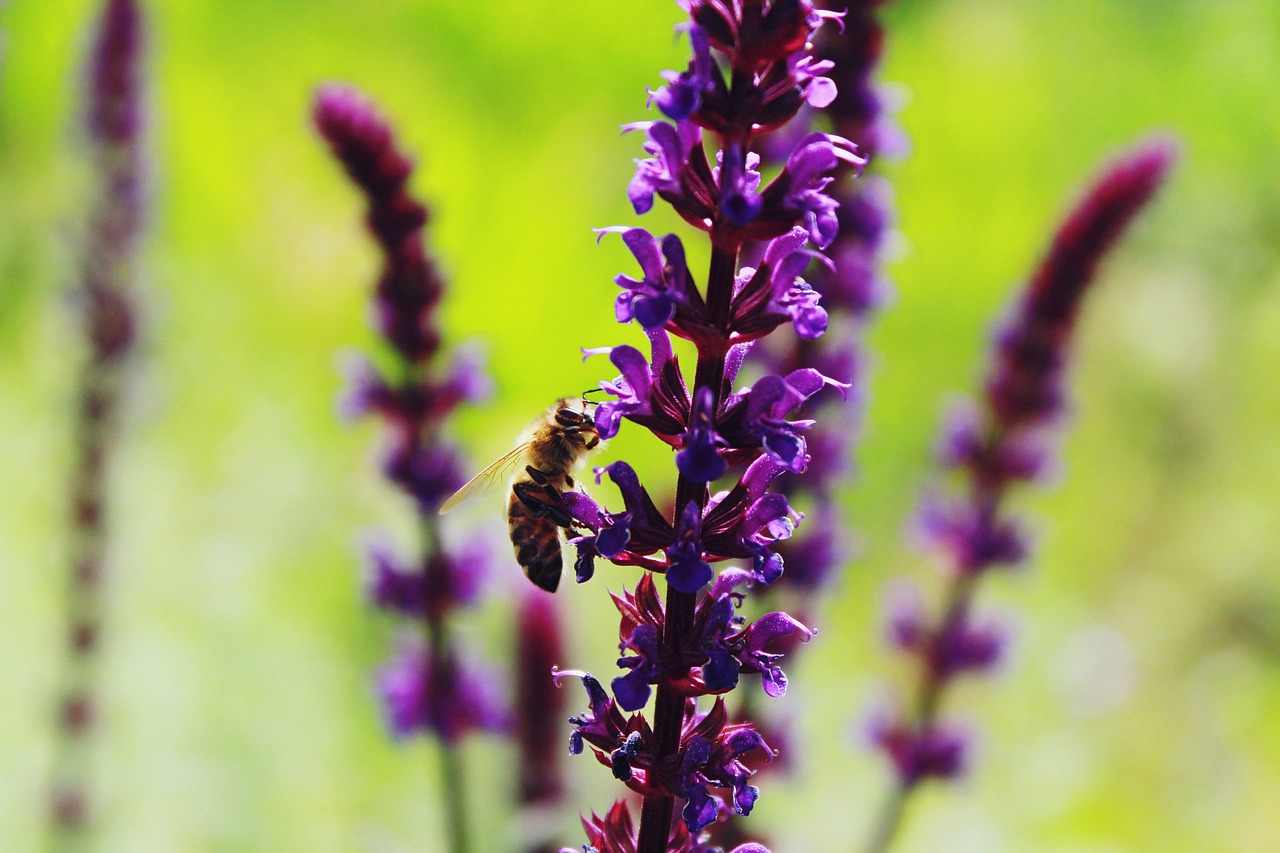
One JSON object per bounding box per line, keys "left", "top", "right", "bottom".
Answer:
{"left": 554, "top": 394, "right": 602, "bottom": 448}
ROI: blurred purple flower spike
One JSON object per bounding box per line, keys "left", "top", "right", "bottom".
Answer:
{"left": 315, "top": 84, "right": 503, "bottom": 853}
{"left": 866, "top": 138, "right": 1176, "bottom": 851}
{"left": 52, "top": 0, "right": 148, "bottom": 838}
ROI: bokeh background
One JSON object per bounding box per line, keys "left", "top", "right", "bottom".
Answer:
{"left": 3, "top": 0, "right": 1279, "bottom": 850}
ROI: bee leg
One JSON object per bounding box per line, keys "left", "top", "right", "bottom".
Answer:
{"left": 565, "top": 474, "right": 575, "bottom": 489}
{"left": 512, "top": 480, "right": 575, "bottom": 529}
{"left": 525, "top": 465, "right": 551, "bottom": 486}
{"left": 512, "top": 481, "right": 550, "bottom": 513}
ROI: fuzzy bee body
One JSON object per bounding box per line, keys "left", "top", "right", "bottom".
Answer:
{"left": 441, "top": 397, "right": 603, "bottom": 592}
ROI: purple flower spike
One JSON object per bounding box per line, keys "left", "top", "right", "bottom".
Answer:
{"left": 987, "top": 138, "right": 1178, "bottom": 431}
{"left": 564, "top": 2, "right": 871, "bottom": 845}
{"left": 314, "top": 85, "right": 443, "bottom": 363}
{"left": 87, "top": 0, "right": 144, "bottom": 150}
{"left": 318, "top": 85, "right": 504, "bottom": 853}
{"left": 869, "top": 136, "right": 1175, "bottom": 846}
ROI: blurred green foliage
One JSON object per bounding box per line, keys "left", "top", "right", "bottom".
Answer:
{"left": 2, "top": 0, "right": 1279, "bottom": 850}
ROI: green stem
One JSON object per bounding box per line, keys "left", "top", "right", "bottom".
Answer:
{"left": 862, "top": 481, "right": 1001, "bottom": 852}
{"left": 421, "top": 512, "right": 470, "bottom": 853}
{"left": 438, "top": 735, "right": 471, "bottom": 853}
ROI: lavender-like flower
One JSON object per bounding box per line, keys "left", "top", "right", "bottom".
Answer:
{"left": 49, "top": 0, "right": 146, "bottom": 840}
{"left": 553, "top": 3, "right": 863, "bottom": 849}
{"left": 865, "top": 138, "right": 1176, "bottom": 852}
{"left": 314, "top": 84, "right": 504, "bottom": 853}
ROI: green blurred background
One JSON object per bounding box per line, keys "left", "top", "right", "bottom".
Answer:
{"left": 3, "top": 0, "right": 1279, "bottom": 850}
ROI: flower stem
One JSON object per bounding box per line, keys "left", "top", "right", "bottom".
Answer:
{"left": 423, "top": 615, "right": 471, "bottom": 853}
{"left": 437, "top": 731, "right": 471, "bottom": 853}
{"left": 420, "top": 514, "right": 471, "bottom": 853}
{"left": 863, "top": 781, "right": 909, "bottom": 853}
{"left": 864, "top": 489, "right": 997, "bottom": 853}
{"left": 47, "top": 364, "right": 120, "bottom": 848}
{"left": 637, "top": 243, "right": 737, "bottom": 853}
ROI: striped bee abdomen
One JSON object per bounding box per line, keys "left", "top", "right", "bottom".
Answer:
{"left": 507, "top": 491, "right": 563, "bottom": 593}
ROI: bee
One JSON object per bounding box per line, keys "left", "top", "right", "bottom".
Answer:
{"left": 440, "top": 396, "right": 604, "bottom": 592}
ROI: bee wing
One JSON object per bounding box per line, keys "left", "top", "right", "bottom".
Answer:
{"left": 438, "top": 441, "right": 533, "bottom": 515}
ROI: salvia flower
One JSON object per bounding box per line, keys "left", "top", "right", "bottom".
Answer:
{"left": 315, "top": 84, "right": 505, "bottom": 853}
{"left": 546, "top": 1, "right": 868, "bottom": 847}
{"left": 865, "top": 138, "right": 1176, "bottom": 850}
{"left": 676, "top": 389, "right": 729, "bottom": 484}
{"left": 591, "top": 329, "right": 690, "bottom": 441}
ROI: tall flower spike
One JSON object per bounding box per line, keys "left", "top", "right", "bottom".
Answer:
{"left": 315, "top": 85, "right": 505, "bottom": 853}
{"left": 560, "top": 3, "right": 860, "bottom": 849}
{"left": 865, "top": 137, "right": 1176, "bottom": 853}
{"left": 50, "top": 0, "right": 146, "bottom": 839}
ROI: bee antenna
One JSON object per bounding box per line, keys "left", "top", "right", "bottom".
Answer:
{"left": 581, "top": 387, "right": 605, "bottom": 409}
